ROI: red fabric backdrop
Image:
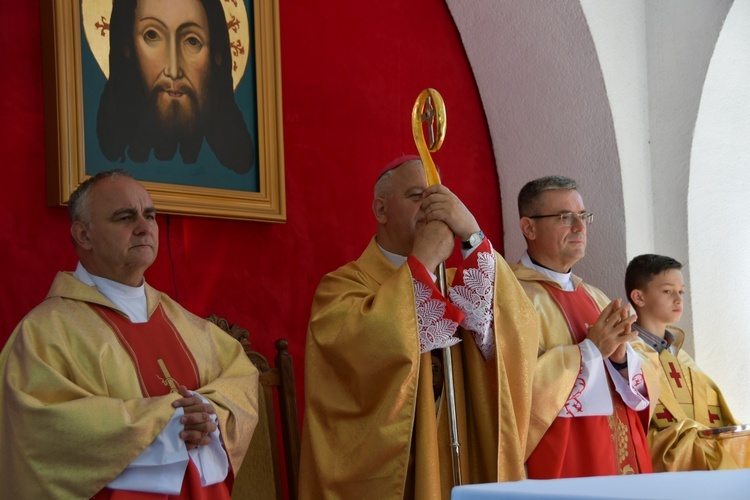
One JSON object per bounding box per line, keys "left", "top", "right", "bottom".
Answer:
{"left": 0, "top": 0, "right": 503, "bottom": 424}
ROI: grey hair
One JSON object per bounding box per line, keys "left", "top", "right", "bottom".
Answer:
{"left": 373, "top": 159, "right": 422, "bottom": 198}
{"left": 517, "top": 175, "right": 578, "bottom": 217}
{"left": 374, "top": 168, "right": 395, "bottom": 198}
{"left": 68, "top": 169, "right": 133, "bottom": 225}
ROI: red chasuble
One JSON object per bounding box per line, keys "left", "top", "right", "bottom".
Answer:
{"left": 90, "top": 304, "right": 231, "bottom": 500}
{"left": 526, "top": 284, "right": 652, "bottom": 478}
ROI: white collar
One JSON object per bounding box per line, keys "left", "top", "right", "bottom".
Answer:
{"left": 521, "top": 251, "right": 575, "bottom": 291}
{"left": 73, "top": 262, "right": 148, "bottom": 322}
{"left": 377, "top": 243, "right": 408, "bottom": 269}
{"left": 377, "top": 243, "right": 437, "bottom": 282}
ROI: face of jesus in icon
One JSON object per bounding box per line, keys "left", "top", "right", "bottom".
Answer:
{"left": 96, "top": 0, "right": 255, "bottom": 174}
{"left": 133, "top": 0, "right": 212, "bottom": 144}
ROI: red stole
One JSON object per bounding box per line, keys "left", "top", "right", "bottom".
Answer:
{"left": 90, "top": 304, "right": 231, "bottom": 500}
{"left": 92, "top": 304, "right": 200, "bottom": 396}
{"left": 526, "top": 283, "right": 652, "bottom": 478}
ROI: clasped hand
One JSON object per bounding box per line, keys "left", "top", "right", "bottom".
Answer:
{"left": 172, "top": 385, "right": 217, "bottom": 450}
{"left": 412, "top": 185, "right": 480, "bottom": 271}
{"left": 585, "top": 298, "right": 638, "bottom": 363}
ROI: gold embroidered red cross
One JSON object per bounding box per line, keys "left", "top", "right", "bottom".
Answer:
{"left": 668, "top": 362, "right": 682, "bottom": 388}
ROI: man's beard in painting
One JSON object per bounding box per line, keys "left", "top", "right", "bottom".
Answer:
{"left": 126, "top": 80, "right": 210, "bottom": 165}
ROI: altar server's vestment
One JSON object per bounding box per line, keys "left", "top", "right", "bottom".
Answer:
{"left": 300, "top": 237, "right": 539, "bottom": 499}
{"left": 638, "top": 325, "right": 750, "bottom": 471}
{"left": 512, "top": 259, "right": 660, "bottom": 478}
{"left": 0, "top": 272, "right": 259, "bottom": 499}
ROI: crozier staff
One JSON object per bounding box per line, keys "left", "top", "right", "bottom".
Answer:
{"left": 411, "top": 88, "right": 462, "bottom": 485}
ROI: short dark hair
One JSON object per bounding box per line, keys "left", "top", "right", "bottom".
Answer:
{"left": 625, "top": 254, "right": 683, "bottom": 306}
{"left": 518, "top": 176, "right": 578, "bottom": 217}
{"left": 97, "top": 0, "right": 254, "bottom": 173}
{"left": 68, "top": 169, "right": 133, "bottom": 225}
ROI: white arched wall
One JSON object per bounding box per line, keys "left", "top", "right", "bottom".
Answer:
{"left": 690, "top": 0, "right": 750, "bottom": 421}
{"left": 445, "top": 0, "right": 626, "bottom": 300}
{"left": 642, "top": 0, "right": 733, "bottom": 359}
{"left": 579, "top": 1, "right": 653, "bottom": 268}
{"left": 447, "top": 0, "right": 748, "bottom": 421}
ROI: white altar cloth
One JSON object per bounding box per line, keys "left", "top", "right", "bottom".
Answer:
{"left": 452, "top": 469, "right": 750, "bottom": 499}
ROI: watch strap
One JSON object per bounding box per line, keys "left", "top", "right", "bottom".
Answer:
{"left": 461, "top": 230, "right": 485, "bottom": 249}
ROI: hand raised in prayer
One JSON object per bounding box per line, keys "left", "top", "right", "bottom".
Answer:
{"left": 173, "top": 385, "right": 218, "bottom": 450}
{"left": 420, "top": 184, "right": 480, "bottom": 243}
{"left": 412, "top": 219, "right": 454, "bottom": 272}
{"left": 585, "top": 298, "right": 638, "bottom": 362}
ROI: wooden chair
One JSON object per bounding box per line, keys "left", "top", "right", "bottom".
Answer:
{"left": 207, "top": 315, "right": 301, "bottom": 500}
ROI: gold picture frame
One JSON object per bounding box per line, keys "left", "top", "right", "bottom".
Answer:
{"left": 41, "top": 0, "right": 286, "bottom": 222}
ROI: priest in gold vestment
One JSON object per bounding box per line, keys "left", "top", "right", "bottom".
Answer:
{"left": 512, "top": 176, "right": 661, "bottom": 479}
{"left": 626, "top": 254, "right": 749, "bottom": 471}
{"left": 0, "top": 170, "right": 259, "bottom": 498}
{"left": 299, "top": 156, "right": 539, "bottom": 499}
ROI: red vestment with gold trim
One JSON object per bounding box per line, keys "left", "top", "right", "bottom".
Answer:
{"left": 92, "top": 304, "right": 231, "bottom": 500}
{"left": 525, "top": 284, "right": 653, "bottom": 478}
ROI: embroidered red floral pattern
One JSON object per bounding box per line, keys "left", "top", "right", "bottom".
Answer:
{"left": 449, "top": 250, "right": 496, "bottom": 360}
{"left": 413, "top": 279, "right": 461, "bottom": 353}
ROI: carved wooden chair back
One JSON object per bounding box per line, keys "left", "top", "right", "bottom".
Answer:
{"left": 207, "top": 315, "right": 301, "bottom": 500}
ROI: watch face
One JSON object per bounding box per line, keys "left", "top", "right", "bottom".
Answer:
{"left": 463, "top": 231, "right": 483, "bottom": 248}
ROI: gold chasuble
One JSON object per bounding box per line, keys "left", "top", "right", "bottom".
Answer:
{"left": 511, "top": 264, "right": 661, "bottom": 477}
{"left": 646, "top": 327, "right": 750, "bottom": 471}
{"left": 300, "top": 237, "right": 539, "bottom": 499}
{"left": 0, "top": 272, "right": 259, "bottom": 499}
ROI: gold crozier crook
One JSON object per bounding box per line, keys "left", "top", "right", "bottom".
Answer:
{"left": 411, "top": 88, "right": 462, "bottom": 487}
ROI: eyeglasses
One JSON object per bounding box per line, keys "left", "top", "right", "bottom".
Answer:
{"left": 527, "top": 211, "right": 594, "bottom": 227}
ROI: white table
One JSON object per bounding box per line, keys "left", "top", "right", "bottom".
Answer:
{"left": 451, "top": 469, "right": 750, "bottom": 499}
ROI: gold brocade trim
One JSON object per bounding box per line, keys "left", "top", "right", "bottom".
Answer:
{"left": 607, "top": 412, "right": 636, "bottom": 475}
{"left": 543, "top": 287, "right": 578, "bottom": 344}
{"left": 653, "top": 403, "right": 677, "bottom": 429}
{"left": 659, "top": 350, "right": 693, "bottom": 404}
{"left": 658, "top": 350, "right": 728, "bottom": 427}
{"left": 156, "top": 307, "right": 201, "bottom": 388}
{"left": 707, "top": 405, "right": 726, "bottom": 428}
{"left": 91, "top": 307, "right": 150, "bottom": 397}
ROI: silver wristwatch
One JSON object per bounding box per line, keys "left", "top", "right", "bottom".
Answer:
{"left": 461, "top": 230, "right": 485, "bottom": 249}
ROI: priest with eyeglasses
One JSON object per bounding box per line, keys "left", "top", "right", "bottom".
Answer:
{"left": 511, "top": 175, "right": 661, "bottom": 478}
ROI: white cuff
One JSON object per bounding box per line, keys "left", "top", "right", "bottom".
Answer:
{"left": 107, "top": 408, "right": 189, "bottom": 494}
{"left": 605, "top": 344, "right": 650, "bottom": 411}
{"left": 558, "top": 339, "right": 613, "bottom": 417}
{"left": 107, "top": 393, "right": 228, "bottom": 494}
{"left": 189, "top": 394, "right": 229, "bottom": 486}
